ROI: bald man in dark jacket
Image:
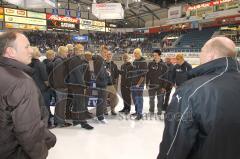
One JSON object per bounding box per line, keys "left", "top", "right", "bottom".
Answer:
{"left": 158, "top": 37, "right": 240, "bottom": 159}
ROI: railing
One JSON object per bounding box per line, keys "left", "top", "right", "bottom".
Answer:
{"left": 162, "top": 48, "right": 201, "bottom": 53}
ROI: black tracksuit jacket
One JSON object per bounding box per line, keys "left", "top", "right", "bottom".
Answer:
{"left": 158, "top": 57, "right": 240, "bottom": 159}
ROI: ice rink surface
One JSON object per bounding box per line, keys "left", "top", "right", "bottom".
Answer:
{"left": 48, "top": 93, "right": 171, "bottom": 159}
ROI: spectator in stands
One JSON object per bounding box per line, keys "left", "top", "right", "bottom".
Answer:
{"left": 163, "top": 57, "right": 174, "bottom": 111}
{"left": 104, "top": 51, "right": 119, "bottom": 115}
{"left": 146, "top": 49, "right": 168, "bottom": 115}
{"left": 119, "top": 53, "right": 133, "bottom": 114}
{"left": 172, "top": 54, "right": 192, "bottom": 87}
{"left": 0, "top": 31, "right": 56, "bottom": 158}
{"left": 130, "top": 48, "right": 148, "bottom": 120}
{"left": 157, "top": 37, "right": 240, "bottom": 159}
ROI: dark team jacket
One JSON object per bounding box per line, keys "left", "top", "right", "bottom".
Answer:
{"left": 173, "top": 61, "right": 192, "bottom": 86}
{"left": 104, "top": 61, "right": 119, "bottom": 85}
{"left": 158, "top": 57, "right": 240, "bottom": 159}
{"left": 165, "top": 62, "right": 175, "bottom": 86}
{"left": 48, "top": 56, "right": 68, "bottom": 89}
{"left": 129, "top": 57, "right": 148, "bottom": 87}
{"left": 146, "top": 60, "right": 168, "bottom": 89}
{"left": 43, "top": 59, "right": 54, "bottom": 75}
{"left": 84, "top": 55, "right": 108, "bottom": 88}
{"left": 29, "top": 59, "right": 48, "bottom": 93}
{"left": 120, "top": 62, "right": 133, "bottom": 88}
{"left": 67, "top": 55, "right": 88, "bottom": 94}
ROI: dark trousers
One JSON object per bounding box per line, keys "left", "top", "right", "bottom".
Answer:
{"left": 65, "top": 94, "right": 73, "bottom": 120}
{"left": 105, "top": 85, "right": 118, "bottom": 112}
{"left": 148, "top": 87, "right": 164, "bottom": 113}
{"left": 71, "top": 89, "right": 87, "bottom": 124}
{"left": 131, "top": 86, "right": 144, "bottom": 115}
{"left": 163, "top": 86, "right": 172, "bottom": 111}
{"left": 42, "top": 89, "right": 53, "bottom": 124}
{"left": 42, "top": 90, "right": 51, "bottom": 113}
{"left": 96, "top": 88, "right": 107, "bottom": 120}
{"left": 54, "top": 89, "right": 68, "bottom": 125}
{"left": 121, "top": 85, "right": 131, "bottom": 112}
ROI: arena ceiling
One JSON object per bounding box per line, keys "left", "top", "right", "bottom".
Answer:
{"left": 72, "top": 0, "right": 207, "bottom": 27}
{"left": 1, "top": 0, "right": 208, "bottom": 28}
{"left": 70, "top": 0, "right": 192, "bottom": 27}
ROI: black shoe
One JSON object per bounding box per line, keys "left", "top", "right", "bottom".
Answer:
{"left": 85, "top": 113, "right": 94, "bottom": 119}
{"left": 48, "top": 124, "right": 56, "bottom": 129}
{"left": 81, "top": 123, "right": 94, "bottom": 130}
{"left": 119, "top": 109, "right": 126, "bottom": 113}
{"left": 86, "top": 111, "right": 93, "bottom": 115}
{"left": 131, "top": 112, "right": 137, "bottom": 116}
{"left": 135, "top": 114, "right": 143, "bottom": 120}
{"left": 64, "top": 122, "right": 72, "bottom": 127}
{"left": 124, "top": 110, "right": 130, "bottom": 115}
{"left": 111, "top": 111, "right": 117, "bottom": 116}
{"left": 149, "top": 112, "right": 154, "bottom": 116}
{"left": 73, "top": 121, "right": 81, "bottom": 126}
{"left": 55, "top": 122, "right": 72, "bottom": 128}
{"left": 104, "top": 112, "right": 109, "bottom": 115}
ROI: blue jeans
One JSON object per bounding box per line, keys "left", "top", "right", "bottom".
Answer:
{"left": 131, "top": 86, "right": 144, "bottom": 115}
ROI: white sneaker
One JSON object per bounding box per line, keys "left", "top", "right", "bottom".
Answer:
{"left": 98, "top": 119, "right": 108, "bottom": 124}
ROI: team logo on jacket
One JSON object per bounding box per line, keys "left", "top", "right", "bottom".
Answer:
{"left": 176, "top": 69, "right": 183, "bottom": 72}
{"left": 176, "top": 94, "right": 182, "bottom": 103}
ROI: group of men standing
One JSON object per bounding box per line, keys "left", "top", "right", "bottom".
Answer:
{"left": 48, "top": 43, "right": 193, "bottom": 125}
{"left": 119, "top": 48, "right": 192, "bottom": 120}
{"left": 2, "top": 30, "right": 239, "bottom": 159}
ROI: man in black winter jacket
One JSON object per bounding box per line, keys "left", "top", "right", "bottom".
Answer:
{"left": 158, "top": 37, "right": 240, "bottom": 159}
{"left": 29, "top": 47, "right": 53, "bottom": 127}
{"left": 104, "top": 51, "right": 119, "bottom": 115}
{"left": 172, "top": 54, "right": 192, "bottom": 86}
{"left": 84, "top": 49, "right": 109, "bottom": 123}
{"left": 0, "top": 31, "right": 56, "bottom": 159}
{"left": 146, "top": 49, "right": 168, "bottom": 115}
{"left": 119, "top": 53, "right": 133, "bottom": 114}
{"left": 67, "top": 51, "right": 94, "bottom": 130}
{"left": 43, "top": 49, "right": 55, "bottom": 75}
{"left": 163, "top": 57, "right": 174, "bottom": 111}
{"left": 49, "top": 46, "right": 70, "bottom": 127}
{"left": 129, "top": 48, "right": 148, "bottom": 120}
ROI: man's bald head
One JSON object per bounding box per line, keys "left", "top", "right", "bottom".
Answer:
{"left": 200, "top": 37, "right": 236, "bottom": 64}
